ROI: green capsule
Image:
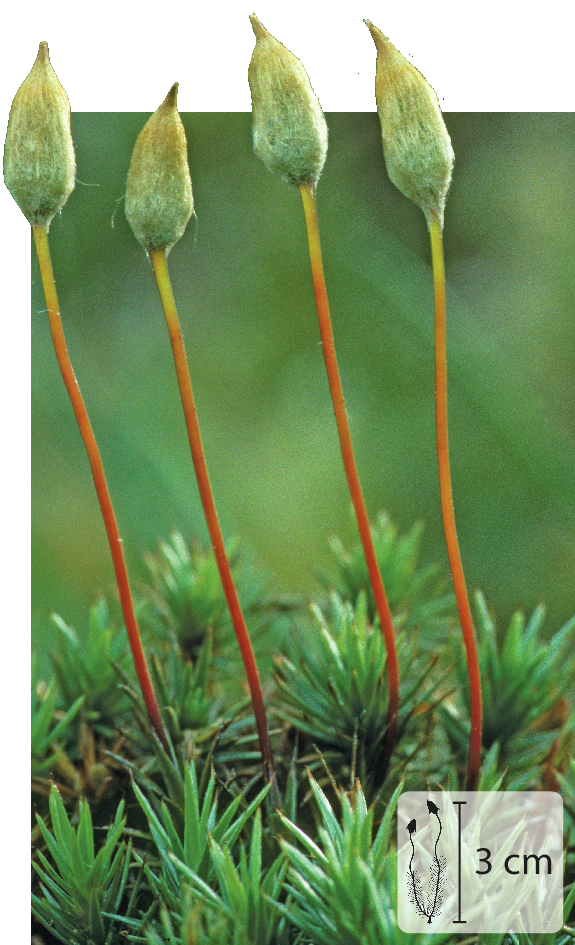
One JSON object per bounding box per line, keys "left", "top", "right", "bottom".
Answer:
{"left": 4, "top": 42, "right": 76, "bottom": 229}
{"left": 366, "top": 20, "right": 454, "bottom": 229}
{"left": 248, "top": 15, "right": 328, "bottom": 187}
{"left": 125, "top": 83, "right": 193, "bottom": 255}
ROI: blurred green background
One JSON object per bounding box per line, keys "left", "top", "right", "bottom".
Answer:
{"left": 32, "top": 112, "right": 575, "bottom": 673}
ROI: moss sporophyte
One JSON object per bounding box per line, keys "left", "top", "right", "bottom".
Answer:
{"left": 6, "top": 42, "right": 167, "bottom": 749}
{"left": 125, "top": 83, "right": 278, "bottom": 805}
{"left": 15, "top": 23, "right": 575, "bottom": 945}
{"left": 249, "top": 14, "right": 400, "bottom": 780}
{"left": 366, "top": 20, "right": 482, "bottom": 789}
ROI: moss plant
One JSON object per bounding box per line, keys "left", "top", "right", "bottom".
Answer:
{"left": 50, "top": 600, "right": 133, "bottom": 727}
{"left": 442, "top": 592, "right": 575, "bottom": 783}
{"left": 323, "top": 512, "right": 455, "bottom": 642}
{"left": 143, "top": 533, "right": 235, "bottom": 659}
{"left": 248, "top": 13, "right": 400, "bottom": 780}
{"left": 273, "top": 592, "right": 445, "bottom": 797}
{"left": 5, "top": 42, "right": 167, "bottom": 750}
{"left": 142, "top": 532, "right": 275, "bottom": 671}
{"left": 31, "top": 536, "right": 575, "bottom": 944}
{"left": 124, "top": 83, "right": 278, "bottom": 806}
{"left": 20, "top": 28, "right": 575, "bottom": 945}
{"left": 276, "top": 776, "right": 412, "bottom": 945}
{"left": 32, "top": 658, "right": 84, "bottom": 783}
{"left": 32, "top": 785, "right": 134, "bottom": 944}
{"left": 366, "top": 20, "right": 482, "bottom": 789}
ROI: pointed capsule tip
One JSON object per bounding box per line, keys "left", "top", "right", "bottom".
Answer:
{"left": 365, "top": 19, "right": 378, "bottom": 43}
{"left": 365, "top": 19, "right": 389, "bottom": 54}
{"left": 37, "top": 41, "right": 50, "bottom": 62}
{"left": 249, "top": 14, "right": 267, "bottom": 39}
{"left": 164, "top": 82, "right": 179, "bottom": 108}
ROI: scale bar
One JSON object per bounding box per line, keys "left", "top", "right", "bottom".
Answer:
{"left": 453, "top": 801, "right": 467, "bottom": 924}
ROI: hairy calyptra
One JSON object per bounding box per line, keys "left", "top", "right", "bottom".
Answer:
{"left": 248, "top": 15, "right": 328, "bottom": 186}
{"left": 365, "top": 20, "right": 454, "bottom": 230}
{"left": 4, "top": 41, "right": 75, "bottom": 228}
{"left": 125, "top": 83, "right": 193, "bottom": 254}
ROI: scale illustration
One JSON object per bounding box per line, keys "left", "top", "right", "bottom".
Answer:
{"left": 398, "top": 792, "right": 563, "bottom": 934}
{"left": 406, "top": 800, "right": 447, "bottom": 924}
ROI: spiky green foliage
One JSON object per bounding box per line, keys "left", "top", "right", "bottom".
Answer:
{"left": 143, "top": 532, "right": 271, "bottom": 661}
{"left": 114, "top": 661, "right": 264, "bottom": 792}
{"left": 32, "top": 660, "right": 84, "bottom": 779}
{"left": 170, "top": 808, "right": 290, "bottom": 945}
{"left": 51, "top": 598, "right": 133, "bottom": 727}
{"left": 274, "top": 592, "right": 442, "bottom": 791}
{"left": 130, "top": 758, "right": 270, "bottom": 902}
{"left": 147, "top": 630, "right": 265, "bottom": 766}
{"left": 149, "top": 635, "right": 214, "bottom": 739}
{"left": 324, "top": 512, "right": 454, "bottom": 640}
{"left": 101, "top": 762, "right": 271, "bottom": 941}
{"left": 442, "top": 591, "right": 575, "bottom": 782}
{"left": 32, "top": 784, "right": 135, "bottom": 944}
{"left": 145, "top": 892, "right": 232, "bottom": 945}
{"left": 277, "top": 775, "right": 448, "bottom": 945}
{"left": 32, "top": 522, "right": 575, "bottom": 943}
{"left": 144, "top": 532, "right": 232, "bottom": 657}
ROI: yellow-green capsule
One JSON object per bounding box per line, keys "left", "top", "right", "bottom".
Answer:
{"left": 3, "top": 42, "right": 76, "bottom": 229}
{"left": 125, "top": 83, "right": 193, "bottom": 255}
{"left": 366, "top": 20, "right": 454, "bottom": 229}
{"left": 248, "top": 15, "right": 328, "bottom": 187}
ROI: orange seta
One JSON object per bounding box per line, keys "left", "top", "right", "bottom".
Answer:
{"left": 299, "top": 182, "right": 399, "bottom": 779}
{"left": 33, "top": 224, "right": 168, "bottom": 749}
{"left": 429, "top": 216, "right": 482, "bottom": 790}
{"left": 149, "top": 247, "right": 279, "bottom": 807}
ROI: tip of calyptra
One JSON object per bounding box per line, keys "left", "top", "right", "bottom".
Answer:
{"left": 364, "top": 19, "right": 378, "bottom": 43}
{"left": 364, "top": 19, "right": 390, "bottom": 54}
{"left": 36, "top": 41, "right": 51, "bottom": 65}
{"left": 249, "top": 14, "right": 267, "bottom": 39}
{"left": 164, "top": 83, "right": 179, "bottom": 108}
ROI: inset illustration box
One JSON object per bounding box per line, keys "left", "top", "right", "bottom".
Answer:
{"left": 397, "top": 792, "right": 563, "bottom": 934}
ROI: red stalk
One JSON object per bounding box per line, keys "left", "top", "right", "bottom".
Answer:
{"left": 299, "top": 182, "right": 399, "bottom": 778}
{"left": 33, "top": 224, "right": 168, "bottom": 749}
{"left": 149, "top": 247, "right": 278, "bottom": 806}
{"left": 429, "top": 216, "right": 482, "bottom": 789}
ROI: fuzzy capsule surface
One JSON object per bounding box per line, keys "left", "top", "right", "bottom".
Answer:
{"left": 125, "top": 84, "right": 193, "bottom": 255}
{"left": 248, "top": 15, "right": 328, "bottom": 187}
{"left": 366, "top": 21, "right": 454, "bottom": 229}
{"left": 3, "top": 42, "right": 76, "bottom": 229}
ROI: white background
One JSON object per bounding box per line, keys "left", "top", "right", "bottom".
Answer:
{"left": 4, "top": 0, "right": 571, "bottom": 934}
